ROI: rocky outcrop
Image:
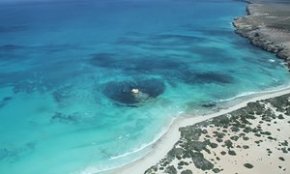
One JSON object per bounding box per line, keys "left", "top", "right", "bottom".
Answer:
{"left": 233, "top": 2, "right": 290, "bottom": 70}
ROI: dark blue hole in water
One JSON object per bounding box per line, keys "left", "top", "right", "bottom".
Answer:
{"left": 103, "top": 79, "right": 165, "bottom": 106}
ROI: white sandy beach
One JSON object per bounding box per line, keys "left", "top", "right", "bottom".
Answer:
{"left": 103, "top": 86, "right": 290, "bottom": 174}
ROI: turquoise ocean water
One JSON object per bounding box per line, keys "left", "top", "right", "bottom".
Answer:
{"left": 0, "top": 0, "right": 289, "bottom": 173}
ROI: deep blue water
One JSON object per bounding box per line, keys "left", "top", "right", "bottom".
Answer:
{"left": 0, "top": 0, "right": 289, "bottom": 174}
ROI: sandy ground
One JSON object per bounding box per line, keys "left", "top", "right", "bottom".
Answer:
{"left": 177, "top": 103, "right": 290, "bottom": 174}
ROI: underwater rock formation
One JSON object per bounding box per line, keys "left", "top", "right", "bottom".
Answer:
{"left": 0, "top": 96, "right": 12, "bottom": 108}
{"left": 51, "top": 112, "right": 80, "bottom": 123}
{"left": 103, "top": 78, "right": 165, "bottom": 106}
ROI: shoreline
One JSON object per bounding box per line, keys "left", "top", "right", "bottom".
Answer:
{"left": 81, "top": 85, "right": 290, "bottom": 174}
{"left": 106, "top": 86, "right": 290, "bottom": 174}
